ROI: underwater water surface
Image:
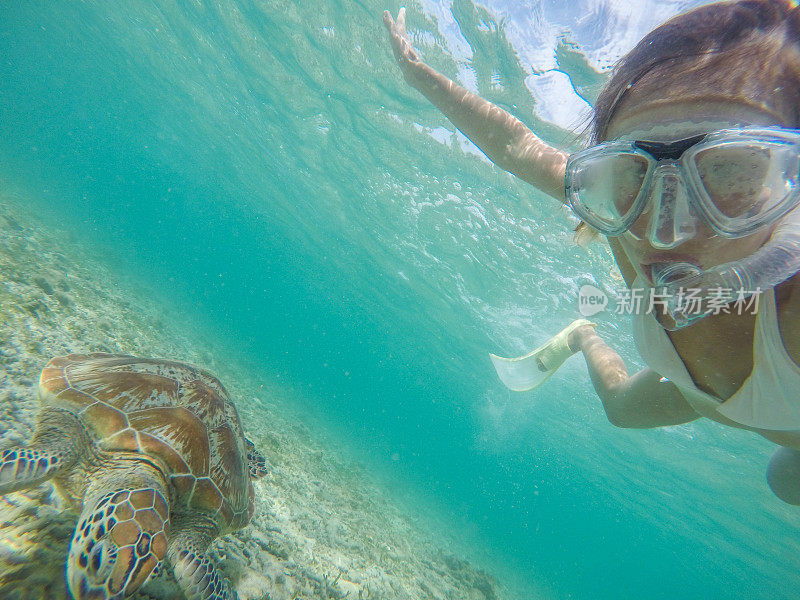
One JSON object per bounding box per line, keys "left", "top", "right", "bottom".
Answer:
{"left": 1, "top": 1, "right": 799, "bottom": 599}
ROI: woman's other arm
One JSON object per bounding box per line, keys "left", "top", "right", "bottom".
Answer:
{"left": 569, "top": 324, "right": 701, "bottom": 428}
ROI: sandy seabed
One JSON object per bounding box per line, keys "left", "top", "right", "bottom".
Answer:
{"left": 0, "top": 192, "right": 502, "bottom": 600}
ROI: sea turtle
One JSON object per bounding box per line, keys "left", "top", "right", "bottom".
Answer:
{"left": 0, "top": 353, "right": 268, "bottom": 600}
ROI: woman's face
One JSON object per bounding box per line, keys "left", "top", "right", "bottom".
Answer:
{"left": 605, "top": 99, "right": 784, "bottom": 284}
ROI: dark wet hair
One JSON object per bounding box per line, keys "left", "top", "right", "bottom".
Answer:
{"left": 592, "top": 0, "right": 800, "bottom": 142}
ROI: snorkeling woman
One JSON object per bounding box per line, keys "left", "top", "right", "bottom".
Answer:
{"left": 383, "top": 0, "right": 800, "bottom": 504}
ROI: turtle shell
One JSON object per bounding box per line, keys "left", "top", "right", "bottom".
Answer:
{"left": 39, "top": 353, "right": 253, "bottom": 531}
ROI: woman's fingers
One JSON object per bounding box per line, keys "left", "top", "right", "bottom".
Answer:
{"left": 383, "top": 7, "right": 419, "bottom": 66}
{"left": 396, "top": 6, "right": 407, "bottom": 37}
{"left": 382, "top": 7, "right": 406, "bottom": 35}
{"left": 382, "top": 10, "right": 395, "bottom": 32}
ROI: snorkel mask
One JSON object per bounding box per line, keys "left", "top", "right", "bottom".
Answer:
{"left": 565, "top": 126, "right": 800, "bottom": 329}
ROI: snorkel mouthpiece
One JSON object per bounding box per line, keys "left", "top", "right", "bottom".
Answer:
{"left": 652, "top": 262, "right": 735, "bottom": 329}
{"left": 652, "top": 262, "right": 712, "bottom": 329}
{"left": 652, "top": 262, "right": 702, "bottom": 287}
{"left": 650, "top": 208, "right": 800, "bottom": 330}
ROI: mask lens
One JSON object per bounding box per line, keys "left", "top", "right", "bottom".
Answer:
{"left": 693, "top": 140, "right": 800, "bottom": 223}
{"left": 569, "top": 152, "right": 649, "bottom": 232}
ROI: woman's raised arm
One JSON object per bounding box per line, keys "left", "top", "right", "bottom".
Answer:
{"left": 383, "top": 8, "right": 568, "bottom": 203}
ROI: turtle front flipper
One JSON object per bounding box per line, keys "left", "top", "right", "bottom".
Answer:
{"left": 168, "top": 522, "right": 237, "bottom": 600}
{"left": 67, "top": 461, "right": 169, "bottom": 600}
{"left": 0, "top": 446, "right": 71, "bottom": 494}
{"left": 0, "top": 407, "right": 83, "bottom": 494}
{"left": 244, "top": 438, "right": 267, "bottom": 480}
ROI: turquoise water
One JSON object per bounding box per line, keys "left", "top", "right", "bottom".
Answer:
{"left": 2, "top": 1, "right": 800, "bottom": 599}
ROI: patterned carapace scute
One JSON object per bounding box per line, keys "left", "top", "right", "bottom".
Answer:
{"left": 39, "top": 353, "right": 253, "bottom": 530}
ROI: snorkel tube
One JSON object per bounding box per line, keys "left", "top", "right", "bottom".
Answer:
{"left": 653, "top": 207, "right": 800, "bottom": 329}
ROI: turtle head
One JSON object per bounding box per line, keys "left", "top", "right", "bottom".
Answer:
{"left": 67, "top": 486, "right": 169, "bottom": 599}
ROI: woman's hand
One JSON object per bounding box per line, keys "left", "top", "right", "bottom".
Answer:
{"left": 383, "top": 8, "right": 424, "bottom": 85}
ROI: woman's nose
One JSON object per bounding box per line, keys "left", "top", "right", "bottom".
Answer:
{"left": 631, "top": 163, "right": 698, "bottom": 249}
